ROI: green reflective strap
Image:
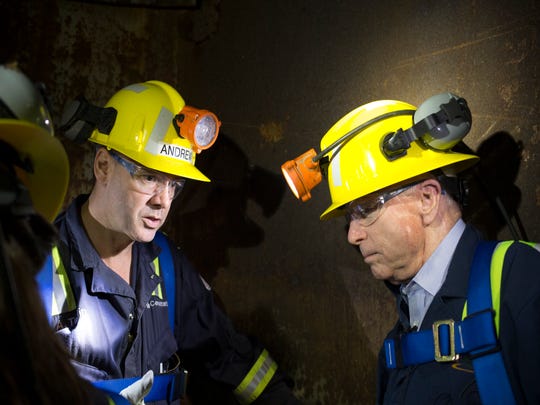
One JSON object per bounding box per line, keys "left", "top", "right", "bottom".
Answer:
{"left": 151, "top": 257, "right": 163, "bottom": 299}
{"left": 51, "top": 246, "right": 76, "bottom": 316}
{"left": 462, "top": 240, "right": 536, "bottom": 334}
{"left": 489, "top": 241, "right": 513, "bottom": 335}
{"left": 234, "top": 349, "right": 278, "bottom": 404}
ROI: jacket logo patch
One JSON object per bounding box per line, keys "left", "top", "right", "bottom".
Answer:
{"left": 148, "top": 299, "right": 168, "bottom": 308}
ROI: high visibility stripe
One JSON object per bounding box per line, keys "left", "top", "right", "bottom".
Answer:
{"left": 51, "top": 246, "right": 76, "bottom": 316}
{"left": 151, "top": 257, "right": 163, "bottom": 299}
{"left": 234, "top": 349, "right": 277, "bottom": 404}
{"left": 462, "top": 240, "right": 537, "bottom": 335}
{"left": 489, "top": 241, "right": 513, "bottom": 335}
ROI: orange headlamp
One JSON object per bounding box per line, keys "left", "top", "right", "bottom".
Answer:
{"left": 280, "top": 148, "right": 323, "bottom": 202}
{"left": 174, "top": 106, "right": 221, "bottom": 153}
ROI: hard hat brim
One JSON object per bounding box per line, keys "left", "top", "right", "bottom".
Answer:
{"left": 319, "top": 152, "right": 479, "bottom": 221}
{"left": 0, "top": 119, "right": 69, "bottom": 222}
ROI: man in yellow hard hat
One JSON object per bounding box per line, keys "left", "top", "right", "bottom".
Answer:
{"left": 0, "top": 63, "right": 135, "bottom": 404}
{"left": 282, "top": 93, "right": 540, "bottom": 404}
{"left": 41, "top": 80, "right": 300, "bottom": 404}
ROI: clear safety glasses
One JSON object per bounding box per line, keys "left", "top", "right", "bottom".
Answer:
{"left": 109, "top": 151, "right": 186, "bottom": 200}
{"left": 345, "top": 181, "right": 420, "bottom": 226}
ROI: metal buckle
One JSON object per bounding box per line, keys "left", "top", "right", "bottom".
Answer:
{"left": 432, "top": 319, "right": 459, "bottom": 362}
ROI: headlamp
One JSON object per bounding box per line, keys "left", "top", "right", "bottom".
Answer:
{"left": 281, "top": 148, "right": 322, "bottom": 202}
{"left": 174, "top": 106, "right": 221, "bottom": 153}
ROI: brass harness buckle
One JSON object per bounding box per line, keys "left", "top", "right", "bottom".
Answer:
{"left": 432, "top": 319, "right": 459, "bottom": 362}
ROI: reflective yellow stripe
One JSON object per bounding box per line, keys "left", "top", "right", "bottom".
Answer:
{"left": 51, "top": 246, "right": 76, "bottom": 316}
{"left": 234, "top": 349, "right": 277, "bottom": 404}
{"left": 462, "top": 240, "right": 536, "bottom": 334}
{"left": 151, "top": 257, "right": 163, "bottom": 299}
{"left": 489, "top": 241, "right": 513, "bottom": 335}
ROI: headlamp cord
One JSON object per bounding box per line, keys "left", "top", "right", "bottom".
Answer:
{"left": 311, "top": 109, "right": 416, "bottom": 176}
{"left": 313, "top": 109, "right": 416, "bottom": 163}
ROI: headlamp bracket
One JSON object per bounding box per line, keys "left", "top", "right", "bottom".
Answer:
{"left": 318, "top": 156, "right": 330, "bottom": 177}
{"left": 59, "top": 96, "right": 117, "bottom": 143}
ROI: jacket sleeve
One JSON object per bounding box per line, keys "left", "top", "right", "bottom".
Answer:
{"left": 172, "top": 247, "right": 300, "bottom": 404}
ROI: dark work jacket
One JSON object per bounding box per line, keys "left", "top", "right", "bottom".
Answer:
{"left": 377, "top": 224, "right": 540, "bottom": 404}
{"left": 53, "top": 195, "right": 298, "bottom": 405}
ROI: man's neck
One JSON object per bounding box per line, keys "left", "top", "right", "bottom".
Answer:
{"left": 81, "top": 199, "right": 133, "bottom": 284}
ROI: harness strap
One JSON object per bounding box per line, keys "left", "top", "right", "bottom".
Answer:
{"left": 466, "top": 241, "right": 516, "bottom": 405}
{"left": 153, "top": 231, "right": 175, "bottom": 331}
{"left": 36, "top": 245, "right": 76, "bottom": 325}
{"left": 36, "top": 253, "right": 53, "bottom": 319}
{"left": 384, "top": 308, "right": 496, "bottom": 368}
{"left": 94, "top": 372, "right": 187, "bottom": 403}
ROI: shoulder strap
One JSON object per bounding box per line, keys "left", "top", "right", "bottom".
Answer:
{"left": 36, "top": 253, "right": 53, "bottom": 322}
{"left": 153, "top": 231, "right": 175, "bottom": 331}
{"left": 36, "top": 246, "right": 76, "bottom": 326}
{"left": 466, "top": 241, "right": 516, "bottom": 405}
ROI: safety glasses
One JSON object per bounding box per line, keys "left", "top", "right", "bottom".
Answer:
{"left": 109, "top": 150, "right": 186, "bottom": 200}
{"left": 345, "top": 181, "right": 420, "bottom": 226}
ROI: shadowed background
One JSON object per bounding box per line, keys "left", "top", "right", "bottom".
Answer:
{"left": 1, "top": 0, "right": 539, "bottom": 403}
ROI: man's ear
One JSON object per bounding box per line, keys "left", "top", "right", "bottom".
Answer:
{"left": 418, "top": 178, "right": 442, "bottom": 224}
{"left": 94, "top": 148, "right": 112, "bottom": 183}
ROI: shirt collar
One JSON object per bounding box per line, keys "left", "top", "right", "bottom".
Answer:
{"left": 403, "top": 219, "right": 466, "bottom": 296}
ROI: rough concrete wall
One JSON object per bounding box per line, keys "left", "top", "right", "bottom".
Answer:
{"left": 1, "top": 0, "right": 538, "bottom": 403}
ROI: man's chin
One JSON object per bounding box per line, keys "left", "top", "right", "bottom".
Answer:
{"left": 135, "top": 228, "right": 158, "bottom": 243}
{"left": 370, "top": 267, "right": 397, "bottom": 284}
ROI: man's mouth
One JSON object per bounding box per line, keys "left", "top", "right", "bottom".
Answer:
{"left": 143, "top": 216, "right": 161, "bottom": 228}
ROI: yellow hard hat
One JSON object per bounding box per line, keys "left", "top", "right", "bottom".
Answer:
{"left": 319, "top": 96, "right": 479, "bottom": 220}
{"left": 94, "top": 80, "right": 217, "bottom": 181}
{"left": 0, "top": 65, "right": 69, "bottom": 222}
{"left": 60, "top": 80, "right": 221, "bottom": 182}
